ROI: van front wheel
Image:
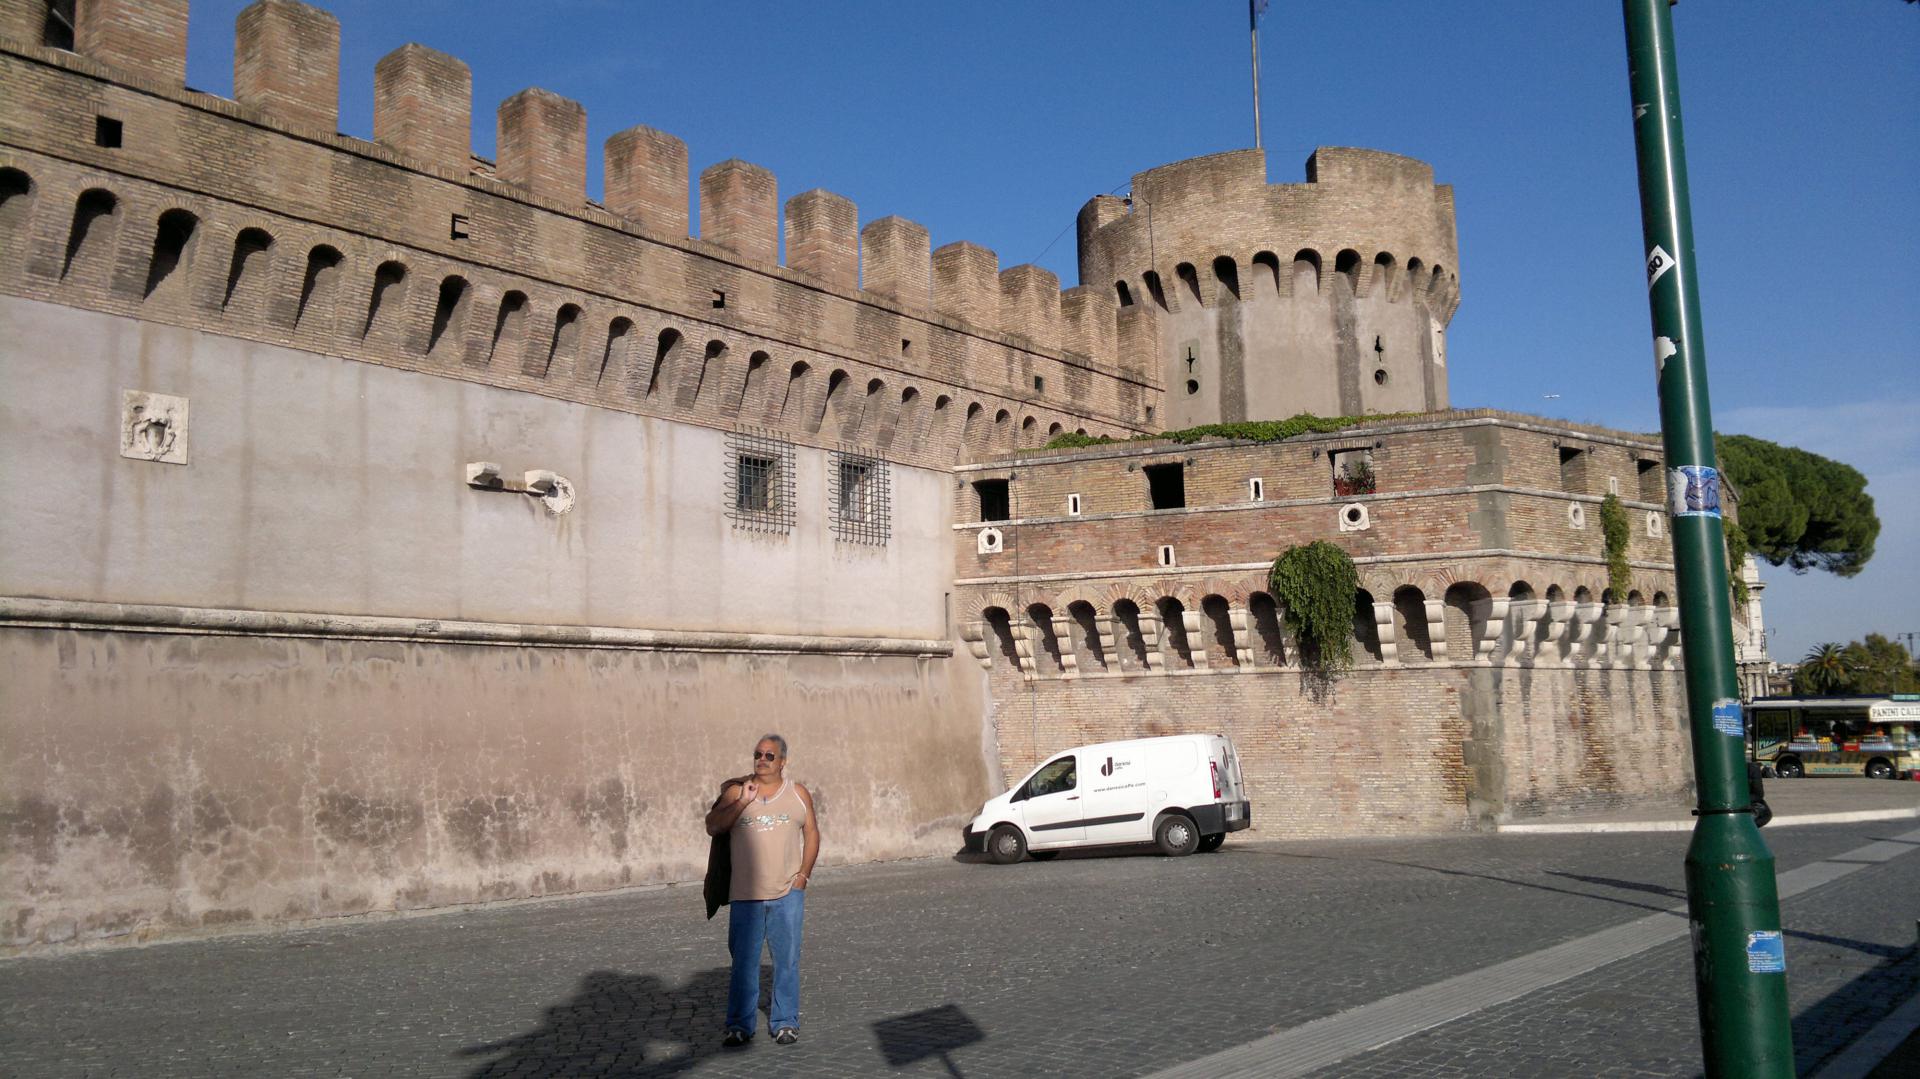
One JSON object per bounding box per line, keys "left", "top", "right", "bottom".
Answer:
{"left": 1156, "top": 814, "right": 1200, "bottom": 857}
{"left": 1197, "top": 833, "right": 1225, "bottom": 853}
{"left": 1866, "top": 759, "right": 1894, "bottom": 780}
{"left": 987, "top": 825, "right": 1027, "bottom": 865}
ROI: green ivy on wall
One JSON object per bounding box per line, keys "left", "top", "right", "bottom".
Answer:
{"left": 1268, "top": 541, "right": 1360, "bottom": 673}
{"left": 1044, "top": 412, "right": 1423, "bottom": 451}
{"left": 1599, "top": 493, "right": 1632, "bottom": 602}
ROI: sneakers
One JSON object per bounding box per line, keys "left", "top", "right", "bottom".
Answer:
{"left": 724, "top": 1026, "right": 797, "bottom": 1047}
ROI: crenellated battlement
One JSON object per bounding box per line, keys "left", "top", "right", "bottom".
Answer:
{"left": 0, "top": 1, "right": 1159, "bottom": 465}
{"left": 1077, "top": 147, "right": 1462, "bottom": 429}
{"left": 1081, "top": 148, "right": 1460, "bottom": 317}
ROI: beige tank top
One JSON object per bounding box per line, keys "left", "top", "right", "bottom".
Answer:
{"left": 730, "top": 780, "right": 807, "bottom": 902}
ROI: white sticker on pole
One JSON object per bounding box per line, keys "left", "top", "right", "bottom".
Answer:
{"left": 1667, "top": 464, "right": 1722, "bottom": 519}
{"left": 1646, "top": 245, "right": 1674, "bottom": 290}
{"left": 1654, "top": 336, "right": 1677, "bottom": 374}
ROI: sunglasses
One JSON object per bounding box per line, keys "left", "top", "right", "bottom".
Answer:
{"left": 754, "top": 751, "right": 782, "bottom": 761}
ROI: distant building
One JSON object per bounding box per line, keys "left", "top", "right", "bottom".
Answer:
{"left": 1733, "top": 555, "right": 1773, "bottom": 700}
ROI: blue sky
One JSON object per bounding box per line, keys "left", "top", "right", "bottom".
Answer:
{"left": 180, "top": 1, "right": 1918, "bottom": 663}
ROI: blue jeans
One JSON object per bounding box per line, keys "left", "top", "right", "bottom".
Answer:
{"left": 726, "top": 888, "right": 804, "bottom": 1033}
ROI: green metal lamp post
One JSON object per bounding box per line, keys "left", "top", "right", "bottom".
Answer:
{"left": 1620, "top": 1, "right": 1794, "bottom": 1074}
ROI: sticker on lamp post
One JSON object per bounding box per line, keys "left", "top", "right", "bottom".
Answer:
{"left": 1712, "top": 698, "right": 1744, "bottom": 738}
{"left": 1646, "top": 245, "right": 1674, "bottom": 290}
{"left": 1745, "top": 930, "right": 1786, "bottom": 974}
{"left": 1667, "top": 464, "right": 1722, "bottom": 519}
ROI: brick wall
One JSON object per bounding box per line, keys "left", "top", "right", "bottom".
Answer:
{"left": 984, "top": 663, "right": 1691, "bottom": 837}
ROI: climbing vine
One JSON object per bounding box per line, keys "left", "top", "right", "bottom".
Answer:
{"left": 1598, "top": 493, "right": 1632, "bottom": 602}
{"left": 1045, "top": 411, "right": 1422, "bottom": 451}
{"left": 1268, "top": 541, "right": 1360, "bottom": 673}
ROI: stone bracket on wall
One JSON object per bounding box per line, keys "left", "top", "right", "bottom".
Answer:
{"left": 960, "top": 620, "right": 992, "bottom": 668}
{"left": 1372, "top": 601, "right": 1398, "bottom": 665}
{"left": 969, "top": 595, "right": 1685, "bottom": 679}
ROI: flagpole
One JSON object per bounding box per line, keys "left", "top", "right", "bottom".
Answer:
{"left": 1249, "top": 0, "right": 1263, "bottom": 149}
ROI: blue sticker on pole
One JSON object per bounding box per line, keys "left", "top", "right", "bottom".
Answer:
{"left": 1667, "top": 465, "right": 1722, "bottom": 519}
{"left": 1746, "top": 930, "right": 1786, "bottom": 974}
{"left": 1712, "top": 698, "right": 1744, "bottom": 738}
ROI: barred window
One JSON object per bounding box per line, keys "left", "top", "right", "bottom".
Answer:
{"left": 725, "top": 429, "right": 794, "bottom": 533}
{"left": 830, "top": 450, "right": 891, "bottom": 545}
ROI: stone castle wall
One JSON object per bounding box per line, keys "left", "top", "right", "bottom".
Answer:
{"left": 951, "top": 418, "right": 1703, "bottom": 827}
{"left": 987, "top": 664, "right": 1692, "bottom": 836}
{"left": 3, "top": 627, "right": 991, "bottom": 949}
{"left": 0, "top": 1, "right": 1712, "bottom": 953}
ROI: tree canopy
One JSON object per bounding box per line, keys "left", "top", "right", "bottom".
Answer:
{"left": 1717, "top": 434, "right": 1878, "bottom": 577}
{"left": 1790, "top": 635, "right": 1919, "bottom": 696}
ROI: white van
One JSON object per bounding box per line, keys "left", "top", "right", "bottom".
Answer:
{"left": 963, "top": 734, "right": 1250, "bottom": 863}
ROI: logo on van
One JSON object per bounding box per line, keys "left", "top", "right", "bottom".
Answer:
{"left": 1101, "top": 757, "right": 1114, "bottom": 776}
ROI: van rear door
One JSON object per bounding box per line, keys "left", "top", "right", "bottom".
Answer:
{"left": 1211, "top": 737, "right": 1244, "bottom": 802}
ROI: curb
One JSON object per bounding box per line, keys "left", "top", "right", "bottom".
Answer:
{"left": 1497, "top": 806, "right": 1920, "bottom": 835}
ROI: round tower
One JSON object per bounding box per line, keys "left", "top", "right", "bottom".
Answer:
{"left": 1079, "top": 147, "right": 1460, "bottom": 427}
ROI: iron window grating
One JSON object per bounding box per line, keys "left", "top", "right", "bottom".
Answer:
{"left": 725, "top": 428, "right": 796, "bottom": 533}
{"left": 829, "top": 448, "right": 891, "bottom": 545}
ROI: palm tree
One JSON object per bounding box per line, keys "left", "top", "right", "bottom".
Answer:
{"left": 1795, "top": 642, "right": 1854, "bottom": 695}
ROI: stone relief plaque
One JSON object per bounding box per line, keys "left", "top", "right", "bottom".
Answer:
{"left": 120, "top": 390, "right": 189, "bottom": 464}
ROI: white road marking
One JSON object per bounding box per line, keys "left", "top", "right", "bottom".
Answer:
{"left": 1145, "top": 825, "right": 1920, "bottom": 1079}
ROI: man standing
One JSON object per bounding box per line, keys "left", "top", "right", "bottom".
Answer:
{"left": 704, "top": 733, "right": 820, "bottom": 1047}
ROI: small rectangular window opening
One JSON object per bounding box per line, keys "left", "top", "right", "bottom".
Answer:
{"left": 1033, "top": 375, "right": 1045, "bottom": 393}
{"left": 1158, "top": 545, "right": 1176, "bottom": 567}
{"left": 1248, "top": 477, "right": 1265, "bottom": 502}
{"left": 1067, "top": 493, "right": 1082, "bottom": 516}
{"left": 94, "top": 115, "right": 122, "bottom": 148}
{"left": 838, "top": 460, "right": 872, "bottom": 521}
{"left": 1144, "top": 462, "right": 1185, "bottom": 510}
{"left": 831, "top": 451, "right": 891, "bottom": 544}
{"left": 1559, "top": 445, "right": 1588, "bottom": 494}
{"left": 449, "top": 213, "right": 470, "bottom": 240}
{"left": 735, "top": 454, "right": 774, "bottom": 512}
{"left": 1636, "top": 458, "right": 1662, "bottom": 502}
{"left": 725, "top": 430, "right": 796, "bottom": 534}
{"left": 711, "top": 289, "right": 726, "bottom": 309}
{"left": 1330, "top": 448, "right": 1375, "bottom": 496}
{"left": 901, "top": 337, "right": 912, "bottom": 355}
{"left": 45, "top": 0, "right": 76, "bottom": 49}
{"left": 974, "top": 479, "right": 1010, "bottom": 522}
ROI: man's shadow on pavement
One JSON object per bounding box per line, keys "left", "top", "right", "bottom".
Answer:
{"left": 458, "top": 966, "right": 743, "bottom": 1078}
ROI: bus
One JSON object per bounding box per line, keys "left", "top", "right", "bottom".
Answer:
{"left": 1746, "top": 695, "right": 1919, "bottom": 779}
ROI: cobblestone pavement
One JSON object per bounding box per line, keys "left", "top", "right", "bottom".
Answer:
{"left": 2, "top": 823, "right": 1915, "bottom": 1078}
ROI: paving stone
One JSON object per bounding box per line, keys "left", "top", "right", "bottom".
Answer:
{"left": 0, "top": 824, "right": 1911, "bottom": 1078}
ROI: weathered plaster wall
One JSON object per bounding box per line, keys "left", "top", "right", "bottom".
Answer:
{"left": 0, "top": 296, "right": 950, "bottom": 639}
{"left": 1, "top": 628, "right": 992, "bottom": 951}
